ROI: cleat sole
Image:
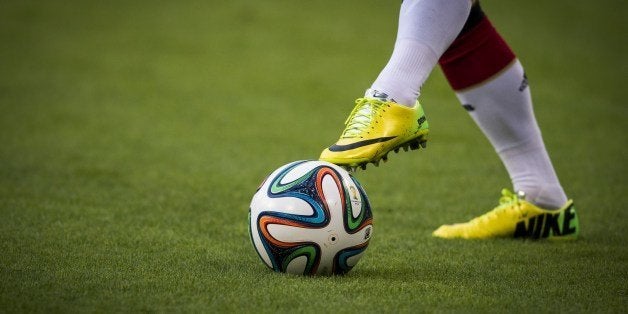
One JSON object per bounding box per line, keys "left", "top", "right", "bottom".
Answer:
{"left": 325, "top": 134, "right": 428, "bottom": 172}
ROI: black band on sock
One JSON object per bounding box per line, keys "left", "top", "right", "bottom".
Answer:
{"left": 458, "top": 1, "right": 485, "bottom": 36}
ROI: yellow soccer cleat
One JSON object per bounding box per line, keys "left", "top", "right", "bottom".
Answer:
{"left": 319, "top": 96, "right": 429, "bottom": 170}
{"left": 433, "top": 189, "right": 580, "bottom": 240}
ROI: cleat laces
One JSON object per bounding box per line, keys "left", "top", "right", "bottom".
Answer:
{"left": 474, "top": 189, "right": 524, "bottom": 223}
{"left": 341, "top": 98, "right": 387, "bottom": 138}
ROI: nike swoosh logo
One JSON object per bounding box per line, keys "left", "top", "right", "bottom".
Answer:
{"left": 328, "top": 136, "right": 396, "bottom": 152}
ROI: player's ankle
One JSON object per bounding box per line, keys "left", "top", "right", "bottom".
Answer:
{"left": 517, "top": 184, "right": 568, "bottom": 210}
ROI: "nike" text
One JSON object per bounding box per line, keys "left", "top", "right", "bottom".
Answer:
{"left": 514, "top": 207, "right": 577, "bottom": 239}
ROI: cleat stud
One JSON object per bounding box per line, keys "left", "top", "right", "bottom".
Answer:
{"left": 420, "top": 141, "right": 427, "bottom": 148}
{"left": 410, "top": 141, "right": 419, "bottom": 150}
{"left": 394, "top": 148, "right": 399, "bottom": 153}
{"left": 360, "top": 164, "right": 367, "bottom": 170}
{"left": 382, "top": 154, "right": 388, "bottom": 162}
{"left": 403, "top": 145, "right": 409, "bottom": 152}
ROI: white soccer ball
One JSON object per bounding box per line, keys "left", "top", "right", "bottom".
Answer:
{"left": 249, "top": 160, "right": 373, "bottom": 275}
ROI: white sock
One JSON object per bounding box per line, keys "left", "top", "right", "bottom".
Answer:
{"left": 371, "top": 0, "right": 471, "bottom": 106}
{"left": 456, "top": 60, "right": 568, "bottom": 209}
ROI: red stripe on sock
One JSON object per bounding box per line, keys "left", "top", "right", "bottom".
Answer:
{"left": 439, "top": 17, "right": 516, "bottom": 91}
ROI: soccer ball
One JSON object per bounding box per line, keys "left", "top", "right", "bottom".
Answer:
{"left": 249, "top": 160, "right": 373, "bottom": 275}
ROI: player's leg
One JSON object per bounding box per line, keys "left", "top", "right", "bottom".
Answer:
{"left": 320, "top": 0, "right": 472, "bottom": 170}
{"left": 371, "top": 0, "right": 472, "bottom": 106}
{"left": 433, "top": 2, "right": 579, "bottom": 239}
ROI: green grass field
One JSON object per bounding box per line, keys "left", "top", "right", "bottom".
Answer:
{"left": 1, "top": 0, "right": 626, "bottom": 312}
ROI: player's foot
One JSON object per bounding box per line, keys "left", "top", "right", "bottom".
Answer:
{"left": 432, "top": 189, "right": 579, "bottom": 240}
{"left": 319, "top": 90, "right": 429, "bottom": 171}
